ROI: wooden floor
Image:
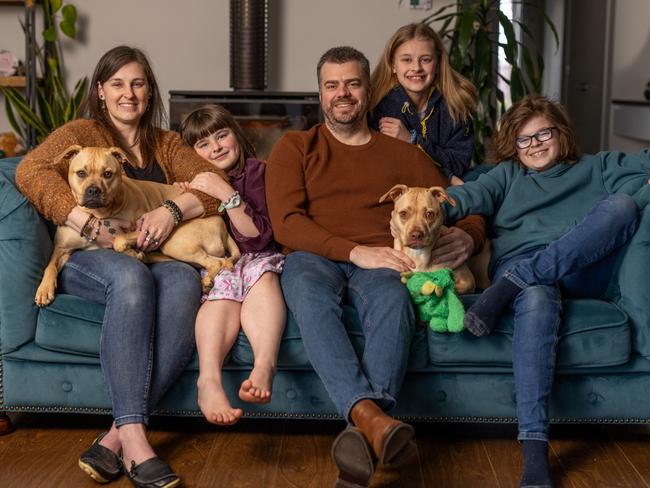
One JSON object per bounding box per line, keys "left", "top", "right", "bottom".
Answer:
{"left": 1, "top": 413, "right": 650, "bottom": 487}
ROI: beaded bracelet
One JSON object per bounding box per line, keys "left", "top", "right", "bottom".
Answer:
{"left": 81, "top": 216, "right": 100, "bottom": 242}
{"left": 162, "top": 199, "right": 183, "bottom": 226}
{"left": 79, "top": 214, "right": 94, "bottom": 238}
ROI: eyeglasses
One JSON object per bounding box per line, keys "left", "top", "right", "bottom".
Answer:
{"left": 515, "top": 127, "right": 556, "bottom": 149}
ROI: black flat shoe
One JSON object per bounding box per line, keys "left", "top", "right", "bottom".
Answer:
{"left": 124, "top": 457, "right": 180, "bottom": 488}
{"left": 78, "top": 432, "right": 123, "bottom": 483}
{"left": 331, "top": 427, "right": 376, "bottom": 488}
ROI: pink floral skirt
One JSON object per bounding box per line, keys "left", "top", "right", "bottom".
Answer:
{"left": 201, "top": 252, "right": 285, "bottom": 303}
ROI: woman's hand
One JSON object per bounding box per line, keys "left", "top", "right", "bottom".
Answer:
{"left": 187, "top": 172, "right": 234, "bottom": 202}
{"left": 174, "top": 181, "right": 192, "bottom": 192}
{"left": 378, "top": 117, "right": 411, "bottom": 143}
{"left": 136, "top": 206, "right": 176, "bottom": 251}
{"left": 431, "top": 226, "right": 474, "bottom": 269}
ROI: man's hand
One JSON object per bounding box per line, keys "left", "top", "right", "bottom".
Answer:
{"left": 378, "top": 117, "right": 411, "bottom": 143}
{"left": 349, "top": 245, "right": 415, "bottom": 272}
{"left": 431, "top": 227, "right": 473, "bottom": 269}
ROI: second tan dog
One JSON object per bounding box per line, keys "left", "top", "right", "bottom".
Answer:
{"left": 379, "top": 184, "right": 476, "bottom": 294}
{"left": 35, "top": 145, "right": 240, "bottom": 307}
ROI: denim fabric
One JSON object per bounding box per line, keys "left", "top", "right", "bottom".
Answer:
{"left": 58, "top": 249, "right": 200, "bottom": 426}
{"left": 493, "top": 193, "right": 640, "bottom": 441}
{"left": 281, "top": 251, "right": 415, "bottom": 421}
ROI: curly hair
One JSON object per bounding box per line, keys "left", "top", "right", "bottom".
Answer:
{"left": 488, "top": 94, "right": 580, "bottom": 164}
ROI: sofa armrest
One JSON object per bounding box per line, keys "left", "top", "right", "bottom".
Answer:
{"left": 608, "top": 205, "right": 650, "bottom": 358}
{"left": 0, "top": 157, "right": 52, "bottom": 354}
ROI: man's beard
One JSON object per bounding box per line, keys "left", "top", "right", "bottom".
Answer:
{"left": 323, "top": 96, "right": 368, "bottom": 135}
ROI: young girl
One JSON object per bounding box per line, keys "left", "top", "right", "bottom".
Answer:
{"left": 444, "top": 95, "right": 650, "bottom": 487}
{"left": 179, "top": 104, "right": 286, "bottom": 426}
{"left": 370, "top": 23, "right": 478, "bottom": 185}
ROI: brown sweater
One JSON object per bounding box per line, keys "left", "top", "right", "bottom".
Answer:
{"left": 15, "top": 119, "right": 224, "bottom": 225}
{"left": 265, "top": 124, "right": 485, "bottom": 262}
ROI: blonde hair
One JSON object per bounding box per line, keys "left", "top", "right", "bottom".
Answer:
{"left": 370, "top": 23, "right": 477, "bottom": 124}
{"left": 179, "top": 104, "right": 256, "bottom": 173}
{"left": 489, "top": 94, "right": 580, "bottom": 164}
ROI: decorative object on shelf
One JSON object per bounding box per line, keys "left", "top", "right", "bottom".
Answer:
{"left": 645, "top": 80, "right": 650, "bottom": 101}
{"left": 1, "top": 0, "right": 87, "bottom": 148}
{"left": 419, "top": 0, "right": 559, "bottom": 162}
{"left": 0, "top": 50, "right": 19, "bottom": 76}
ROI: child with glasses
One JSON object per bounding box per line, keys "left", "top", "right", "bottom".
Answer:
{"left": 442, "top": 94, "right": 650, "bottom": 488}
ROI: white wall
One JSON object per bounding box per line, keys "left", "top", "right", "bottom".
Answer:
{"left": 0, "top": 0, "right": 436, "bottom": 135}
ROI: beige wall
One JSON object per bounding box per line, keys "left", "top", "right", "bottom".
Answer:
{"left": 0, "top": 0, "right": 433, "bottom": 135}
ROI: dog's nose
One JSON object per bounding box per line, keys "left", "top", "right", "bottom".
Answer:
{"left": 410, "top": 230, "right": 423, "bottom": 241}
{"left": 85, "top": 185, "right": 102, "bottom": 197}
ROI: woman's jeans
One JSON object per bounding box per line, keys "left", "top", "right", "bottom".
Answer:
{"left": 58, "top": 249, "right": 201, "bottom": 427}
{"left": 281, "top": 251, "right": 416, "bottom": 421}
{"left": 494, "top": 194, "right": 639, "bottom": 442}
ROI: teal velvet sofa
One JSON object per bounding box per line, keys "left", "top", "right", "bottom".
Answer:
{"left": 3, "top": 155, "right": 650, "bottom": 424}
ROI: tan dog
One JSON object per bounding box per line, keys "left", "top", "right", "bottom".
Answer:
{"left": 35, "top": 145, "right": 240, "bottom": 307}
{"left": 379, "top": 184, "right": 475, "bottom": 294}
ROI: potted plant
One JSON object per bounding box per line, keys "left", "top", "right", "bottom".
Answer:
{"left": 421, "top": 0, "right": 558, "bottom": 162}
{"left": 1, "top": 0, "right": 86, "bottom": 148}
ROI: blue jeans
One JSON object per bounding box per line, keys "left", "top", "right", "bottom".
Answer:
{"left": 58, "top": 249, "right": 201, "bottom": 427}
{"left": 494, "top": 194, "right": 639, "bottom": 441}
{"left": 281, "top": 251, "right": 416, "bottom": 421}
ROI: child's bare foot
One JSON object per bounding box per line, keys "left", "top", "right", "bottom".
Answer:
{"left": 238, "top": 365, "right": 275, "bottom": 404}
{"left": 197, "top": 377, "right": 243, "bottom": 426}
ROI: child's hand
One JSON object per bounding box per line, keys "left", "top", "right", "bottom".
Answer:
{"left": 188, "top": 172, "right": 234, "bottom": 201}
{"left": 379, "top": 117, "right": 411, "bottom": 143}
{"left": 450, "top": 175, "right": 464, "bottom": 186}
{"left": 173, "top": 181, "right": 192, "bottom": 192}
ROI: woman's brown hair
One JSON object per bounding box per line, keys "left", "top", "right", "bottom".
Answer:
{"left": 178, "top": 104, "right": 256, "bottom": 174}
{"left": 79, "top": 46, "right": 166, "bottom": 168}
{"left": 370, "top": 23, "right": 477, "bottom": 124}
{"left": 489, "top": 94, "right": 580, "bottom": 164}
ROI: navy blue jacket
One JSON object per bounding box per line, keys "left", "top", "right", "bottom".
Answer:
{"left": 369, "top": 85, "right": 474, "bottom": 179}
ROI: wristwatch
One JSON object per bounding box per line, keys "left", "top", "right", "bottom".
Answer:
{"left": 218, "top": 191, "right": 242, "bottom": 212}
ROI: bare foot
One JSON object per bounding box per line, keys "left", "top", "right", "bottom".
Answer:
{"left": 197, "top": 377, "right": 243, "bottom": 426}
{"left": 238, "top": 365, "right": 275, "bottom": 404}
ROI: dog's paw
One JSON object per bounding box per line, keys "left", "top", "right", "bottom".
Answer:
{"left": 201, "top": 276, "right": 214, "bottom": 294}
{"left": 400, "top": 271, "right": 414, "bottom": 284}
{"left": 35, "top": 284, "right": 55, "bottom": 307}
{"left": 113, "top": 235, "right": 129, "bottom": 253}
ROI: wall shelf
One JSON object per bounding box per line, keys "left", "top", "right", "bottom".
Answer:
{"left": 0, "top": 76, "right": 26, "bottom": 88}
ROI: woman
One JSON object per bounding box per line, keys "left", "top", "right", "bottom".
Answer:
{"left": 15, "top": 46, "right": 226, "bottom": 488}
{"left": 443, "top": 95, "right": 650, "bottom": 487}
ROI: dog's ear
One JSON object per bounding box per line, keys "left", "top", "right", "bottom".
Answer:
{"left": 429, "top": 186, "right": 456, "bottom": 207}
{"left": 55, "top": 145, "right": 83, "bottom": 166}
{"left": 108, "top": 147, "right": 129, "bottom": 166}
{"left": 379, "top": 184, "right": 409, "bottom": 203}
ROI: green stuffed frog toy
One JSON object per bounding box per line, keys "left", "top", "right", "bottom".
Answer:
{"left": 402, "top": 269, "right": 465, "bottom": 333}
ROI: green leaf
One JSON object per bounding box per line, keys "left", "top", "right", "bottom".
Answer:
{"left": 456, "top": 8, "right": 476, "bottom": 60}
{"left": 59, "top": 20, "right": 76, "bottom": 39}
{"left": 4, "top": 93, "right": 26, "bottom": 142}
{"left": 62, "top": 4, "right": 77, "bottom": 22}
{"left": 49, "top": 0, "right": 63, "bottom": 14}
{"left": 43, "top": 25, "right": 57, "bottom": 42}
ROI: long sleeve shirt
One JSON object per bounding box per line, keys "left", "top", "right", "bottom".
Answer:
{"left": 369, "top": 85, "right": 474, "bottom": 179}
{"left": 265, "top": 123, "right": 485, "bottom": 262}
{"left": 444, "top": 151, "right": 650, "bottom": 273}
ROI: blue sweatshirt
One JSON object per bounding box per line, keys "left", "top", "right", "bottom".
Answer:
{"left": 369, "top": 85, "right": 474, "bottom": 179}
{"left": 444, "top": 151, "right": 650, "bottom": 274}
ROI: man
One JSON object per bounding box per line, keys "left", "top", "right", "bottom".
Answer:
{"left": 265, "top": 46, "right": 485, "bottom": 487}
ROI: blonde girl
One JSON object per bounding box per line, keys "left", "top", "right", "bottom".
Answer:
{"left": 370, "top": 23, "right": 478, "bottom": 184}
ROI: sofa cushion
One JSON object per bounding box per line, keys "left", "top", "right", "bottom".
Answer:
{"left": 34, "top": 296, "right": 430, "bottom": 369}
{"left": 428, "top": 298, "right": 631, "bottom": 368}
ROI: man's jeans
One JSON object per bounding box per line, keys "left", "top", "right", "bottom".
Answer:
{"left": 494, "top": 194, "right": 639, "bottom": 441}
{"left": 281, "top": 251, "right": 416, "bottom": 421}
{"left": 58, "top": 249, "right": 201, "bottom": 427}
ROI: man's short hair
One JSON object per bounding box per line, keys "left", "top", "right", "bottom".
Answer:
{"left": 316, "top": 46, "right": 370, "bottom": 85}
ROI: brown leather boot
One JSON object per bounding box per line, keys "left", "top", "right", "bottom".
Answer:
{"left": 349, "top": 399, "right": 415, "bottom": 465}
